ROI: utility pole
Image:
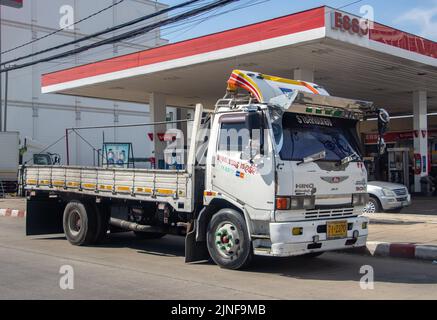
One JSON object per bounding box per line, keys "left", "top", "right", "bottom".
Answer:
{"left": 0, "top": 4, "right": 3, "bottom": 132}
{"left": 4, "top": 70, "right": 7, "bottom": 131}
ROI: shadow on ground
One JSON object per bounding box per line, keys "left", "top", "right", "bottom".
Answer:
{"left": 34, "top": 231, "right": 437, "bottom": 285}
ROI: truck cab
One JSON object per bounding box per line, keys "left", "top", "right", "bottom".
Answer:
{"left": 198, "top": 70, "right": 387, "bottom": 268}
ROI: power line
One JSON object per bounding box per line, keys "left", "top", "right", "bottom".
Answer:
{"left": 23, "top": 131, "right": 72, "bottom": 165}
{"left": 4, "top": 0, "right": 361, "bottom": 80}
{"left": 337, "top": 0, "right": 364, "bottom": 10}
{"left": 165, "top": 0, "right": 269, "bottom": 42}
{"left": 6, "top": 0, "right": 262, "bottom": 82}
{"left": 1, "top": 0, "right": 240, "bottom": 73}
{"left": 1, "top": 0, "right": 127, "bottom": 56}
{"left": 4, "top": 0, "right": 237, "bottom": 82}
{"left": 1, "top": 0, "right": 204, "bottom": 67}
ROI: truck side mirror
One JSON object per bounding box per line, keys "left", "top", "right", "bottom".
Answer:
{"left": 378, "top": 137, "right": 387, "bottom": 155}
{"left": 377, "top": 109, "right": 390, "bottom": 155}
{"left": 377, "top": 109, "right": 390, "bottom": 135}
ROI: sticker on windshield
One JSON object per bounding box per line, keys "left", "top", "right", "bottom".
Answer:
{"left": 296, "top": 115, "right": 333, "bottom": 127}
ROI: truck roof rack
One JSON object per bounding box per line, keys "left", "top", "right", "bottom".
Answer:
{"left": 289, "top": 91, "right": 376, "bottom": 120}
{"left": 214, "top": 92, "right": 254, "bottom": 111}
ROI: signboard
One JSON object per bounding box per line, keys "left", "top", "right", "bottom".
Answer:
{"left": 364, "top": 130, "right": 437, "bottom": 145}
{"left": 102, "top": 143, "right": 133, "bottom": 168}
{"left": 364, "top": 131, "right": 414, "bottom": 145}
{"left": 0, "top": 0, "right": 23, "bottom": 8}
{"left": 331, "top": 11, "right": 369, "bottom": 37}
{"left": 157, "top": 133, "right": 177, "bottom": 142}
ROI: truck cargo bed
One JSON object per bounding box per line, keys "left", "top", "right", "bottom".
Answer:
{"left": 22, "top": 165, "right": 193, "bottom": 212}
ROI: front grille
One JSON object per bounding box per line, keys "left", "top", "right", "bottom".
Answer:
{"left": 305, "top": 207, "right": 355, "bottom": 220}
{"left": 393, "top": 188, "right": 407, "bottom": 196}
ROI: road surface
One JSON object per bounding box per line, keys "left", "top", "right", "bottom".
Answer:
{"left": 0, "top": 217, "right": 436, "bottom": 300}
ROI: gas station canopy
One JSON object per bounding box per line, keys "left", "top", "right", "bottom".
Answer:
{"left": 41, "top": 6, "right": 437, "bottom": 115}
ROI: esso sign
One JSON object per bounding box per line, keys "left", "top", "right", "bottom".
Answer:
{"left": 0, "top": 0, "right": 23, "bottom": 8}
{"left": 331, "top": 12, "right": 369, "bottom": 37}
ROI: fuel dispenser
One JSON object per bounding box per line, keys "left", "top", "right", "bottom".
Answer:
{"left": 387, "top": 148, "right": 410, "bottom": 189}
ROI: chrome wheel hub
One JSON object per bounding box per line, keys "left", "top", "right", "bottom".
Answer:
{"left": 364, "top": 201, "right": 376, "bottom": 214}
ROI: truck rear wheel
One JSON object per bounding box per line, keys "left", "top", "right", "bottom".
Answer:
{"left": 63, "top": 201, "right": 97, "bottom": 246}
{"left": 206, "top": 209, "right": 252, "bottom": 270}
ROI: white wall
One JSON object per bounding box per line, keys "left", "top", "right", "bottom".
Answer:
{"left": 1, "top": 0, "right": 168, "bottom": 165}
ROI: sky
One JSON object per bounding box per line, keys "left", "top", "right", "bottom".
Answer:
{"left": 160, "top": 0, "right": 437, "bottom": 43}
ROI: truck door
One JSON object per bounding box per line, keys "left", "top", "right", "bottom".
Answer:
{"left": 211, "top": 113, "right": 275, "bottom": 219}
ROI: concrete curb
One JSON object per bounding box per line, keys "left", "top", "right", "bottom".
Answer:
{"left": 350, "top": 241, "right": 437, "bottom": 262}
{"left": 0, "top": 208, "right": 26, "bottom": 218}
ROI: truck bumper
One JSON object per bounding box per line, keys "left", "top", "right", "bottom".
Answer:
{"left": 254, "top": 216, "right": 368, "bottom": 257}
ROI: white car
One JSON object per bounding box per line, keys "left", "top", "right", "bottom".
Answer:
{"left": 365, "top": 181, "right": 412, "bottom": 213}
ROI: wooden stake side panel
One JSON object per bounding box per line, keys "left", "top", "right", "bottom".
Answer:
{"left": 24, "top": 166, "right": 192, "bottom": 212}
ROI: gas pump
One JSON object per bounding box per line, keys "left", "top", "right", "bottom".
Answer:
{"left": 387, "top": 148, "right": 410, "bottom": 188}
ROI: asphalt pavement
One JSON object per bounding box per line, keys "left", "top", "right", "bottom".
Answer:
{"left": 1, "top": 217, "right": 436, "bottom": 300}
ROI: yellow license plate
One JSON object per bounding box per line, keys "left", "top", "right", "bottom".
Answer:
{"left": 327, "top": 221, "right": 348, "bottom": 239}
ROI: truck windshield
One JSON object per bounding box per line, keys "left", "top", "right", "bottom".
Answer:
{"left": 276, "top": 112, "right": 362, "bottom": 162}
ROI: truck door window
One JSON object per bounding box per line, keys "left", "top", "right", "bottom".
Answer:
{"left": 218, "top": 121, "right": 248, "bottom": 153}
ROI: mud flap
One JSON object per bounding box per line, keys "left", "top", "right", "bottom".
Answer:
{"left": 185, "top": 220, "right": 209, "bottom": 263}
{"left": 26, "top": 196, "right": 64, "bottom": 236}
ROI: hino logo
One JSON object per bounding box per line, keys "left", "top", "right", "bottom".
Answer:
{"left": 321, "top": 176, "right": 349, "bottom": 184}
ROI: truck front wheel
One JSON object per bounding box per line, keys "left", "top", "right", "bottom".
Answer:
{"left": 63, "top": 201, "right": 97, "bottom": 246}
{"left": 206, "top": 209, "right": 252, "bottom": 270}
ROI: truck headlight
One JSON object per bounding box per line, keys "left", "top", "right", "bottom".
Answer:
{"left": 381, "top": 188, "right": 396, "bottom": 197}
{"left": 352, "top": 193, "right": 369, "bottom": 206}
{"left": 276, "top": 196, "right": 315, "bottom": 210}
{"left": 290, "top": 196, "right": 315, "bottom": 210}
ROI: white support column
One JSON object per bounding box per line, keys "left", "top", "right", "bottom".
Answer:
{"left": 177, "top": 108, "right": 188, "bottom": 145}
{"left": 293, "top": 68, "right": 314, "bottom": 82}
{"left": 150, "top": 92, "right": 167, "bottom": 168}
{"left": 413, "top": 90, "right": 428, "bottom": 192}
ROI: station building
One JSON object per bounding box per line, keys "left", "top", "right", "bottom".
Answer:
{"left": 39, "top": 6, "right": 437, "bottom": 192}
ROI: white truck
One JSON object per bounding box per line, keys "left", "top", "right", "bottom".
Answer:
{"left": 22, "top": 70, "right": 389, "bottom": 269}
{"left": 0, "top": 131, "right": 20, "bottom": 195}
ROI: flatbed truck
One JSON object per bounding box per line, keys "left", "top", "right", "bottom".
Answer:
{"left": 22, "top": 70, "right": 389, "bottom": 269}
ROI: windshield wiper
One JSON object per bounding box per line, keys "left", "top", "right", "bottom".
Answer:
{"left": 297, "top": 150, "right": 326, "bottom": 166}
{"left": 338, "top": 152, "right": 360, "bottom": 166}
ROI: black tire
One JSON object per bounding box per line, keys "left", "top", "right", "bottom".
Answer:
{"left": 63, "top": 201, "right": 97, "bottom": 246}
{"left": 134, "top": 231, "right": 166, "bottom": 239}
{"left": 365, "top": 196, "right": 381, "bottom": 214}
{"left": 206, "top": 208, "right": 252, "bottom": 270}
